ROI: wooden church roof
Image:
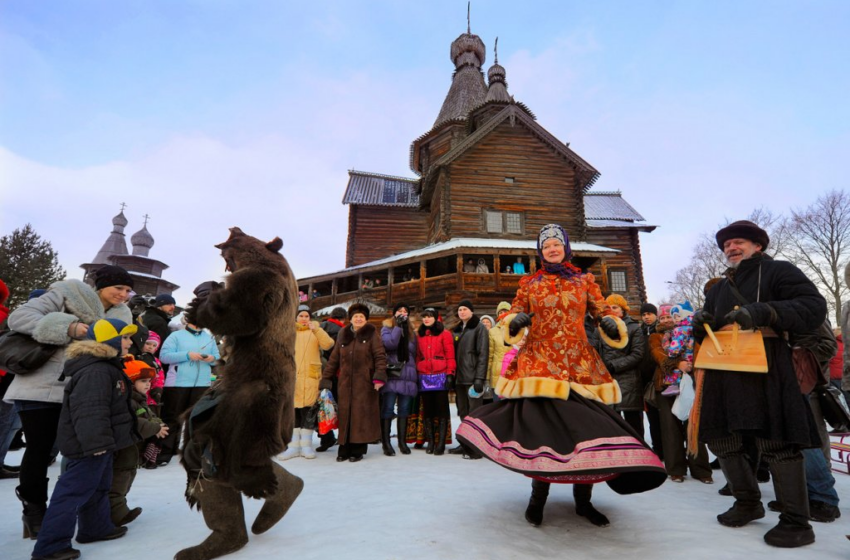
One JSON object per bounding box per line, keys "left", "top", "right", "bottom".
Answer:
{"left": 341, "top": 170, "right": 420, "bottom": 207}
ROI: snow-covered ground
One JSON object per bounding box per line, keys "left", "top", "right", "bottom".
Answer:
{"left": 2, "top": 412, "right": 848, "bottom": 560}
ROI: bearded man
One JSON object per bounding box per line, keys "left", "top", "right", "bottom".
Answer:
{"left": 694, "top": 220, "right": 826, "bottom": 548}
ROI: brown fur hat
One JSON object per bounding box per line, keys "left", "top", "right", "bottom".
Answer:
{"left": 348, "top": 303, "right": 370, "bottom": 320}
{"left": 715, "top": 220, "right": 769, "bottom": 251}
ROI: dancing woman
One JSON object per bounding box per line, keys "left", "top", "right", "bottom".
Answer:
{"left": 457, "top": 224, "right": 666, "bottom": 527}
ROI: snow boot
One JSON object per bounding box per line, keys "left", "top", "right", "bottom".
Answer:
{"left": 31, "top": 547, "right": 81, "bottom": 560}
{"left": 661, "top": 384, "right": 680, "bottom": 397}
{"left": 809, "top": 500, "right": 841, "bottom": 523}
{"left": 424, "top": 420, "right": 435, "bottom": 454}
{"left": 763, "top": 459, "right": 815, "bottom": 548}
{"left": 175, "top": 480, "right": 248, "bottom": 560}
{"left": 525, "top": 479, "right": 550, "bottom": 526}
{"left": 434, "top": 420, "right": 448, "bottom": 456}
{"left": 381, "top": 418, "right": 396, "bottom": 456}
{"left": 316, "top": 431, "right": 337, "bottom": 452}
{"left": 277, "top": 429, "right": 302, "bottom": 461}
{"left": 717, "top": 455, "right": 765, "bottom": 527}
{"left": 251, "top": 462, "right": 305, "bottom": 535}
{"left": 300, "top": 429, "right": 316, "bottom": 459}
{"left": 17, "top": 485, "right": 46, "bottom": 540}
{"left": 574, "top": 484, "right": 610, "bottom": 527}
{"left": 397, "top": 417, "right": 411, "bottom": 455}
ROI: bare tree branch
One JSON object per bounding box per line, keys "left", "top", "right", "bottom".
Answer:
{"left": 784, "top": 189, "right": 850, "bottom": 324}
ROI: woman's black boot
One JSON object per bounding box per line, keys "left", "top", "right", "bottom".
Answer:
{"left": 525, "top": 480, "right": 550, "bottom": 526}
{"left": 380, "top": 418, "right": 395, "bottom": 456}
{"left": 397, "top": 417, "right": 411, "bottom": 455}
{"left": 17, "top": 486, "right": 46, "bottom": 540}
{"left": 574, "top": 484, "right": 610, "bottom": 527}
{"left": 434, "top": 420, "right": 448, "bottom": 455}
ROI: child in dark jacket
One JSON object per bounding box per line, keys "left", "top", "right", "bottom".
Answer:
{"left": 109, "top": 358, "right": 169, "bottom": 526}
{"left": 32, "top": 318, "right": 139, "bottom": 560}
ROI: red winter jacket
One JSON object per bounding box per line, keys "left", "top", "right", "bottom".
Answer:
{"left": 416, "top": 323, "right": 456, "bottom": 376}
{"left": 830, "top": 335, "right": 844, "bottom": 380}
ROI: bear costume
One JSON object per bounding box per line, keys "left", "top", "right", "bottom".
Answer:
{"left": 176, "top": 227, "right": 303, "bottom": 560}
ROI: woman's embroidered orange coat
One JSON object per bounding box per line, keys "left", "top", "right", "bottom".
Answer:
{"left": 496, "top": 269, "right": 621, "bottom": 405}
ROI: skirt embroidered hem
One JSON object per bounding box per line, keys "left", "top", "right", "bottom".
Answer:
{"left": 456, "top": 395, "right": 667, "bottom": 494}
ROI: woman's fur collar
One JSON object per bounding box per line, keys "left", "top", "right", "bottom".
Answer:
{"left": 418, "top": 322, "right": 444, "bottom": 336}
{"left": 65, "top": 340, "right": 120, "bottom": 359}
{"left": 338, "top": 322, "right": 376, "bottom": 345}
{"left": 453, "top": 314, "right": 480, "bottom": 333}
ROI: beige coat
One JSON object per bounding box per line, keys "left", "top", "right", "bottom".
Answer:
{"left": 487, "top": 317, "right": 510, "bottom": 388}
{"left": 293, "top": 322, "right": 335, "bottom": 408}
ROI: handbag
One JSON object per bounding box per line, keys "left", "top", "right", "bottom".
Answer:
{"left": 792, "top": 346, "right": 821, "bottom": 395}
{"left": 0, "top": 330, "right": 61, "bottom": 375}
{"left": 816, "top": 384, "right": 850, "bottom": 431}
{"left": 643, "top": 382, "right": 658, "bottom": 408}
{"left": 419, "top": 372, "right": 447, "bottom": 392}
{"left": 385, "top": 362, "right": 404, "bottom": 379}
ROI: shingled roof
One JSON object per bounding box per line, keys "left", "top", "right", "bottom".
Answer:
{"left": 584, "top": 192, "right": 656, "bottom": 231}
{"left": 342, "top": 170, "right": 420, "bottom": 207}
{"left": 584, "top": 191, "right": 644, "bottom": 221}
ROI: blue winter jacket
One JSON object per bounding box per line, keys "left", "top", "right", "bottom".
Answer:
{"left": 159, "top": 328, "right": 220, "bottom": 388}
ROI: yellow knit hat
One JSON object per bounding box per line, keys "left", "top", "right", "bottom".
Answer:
{"left": 605, "top": 294, "right": 630, "bottom": 312}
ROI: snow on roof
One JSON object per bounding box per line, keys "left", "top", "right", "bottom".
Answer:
{"left": 586, "top": 219, "right": 658, "bottom": 229}
{"left": 302, "top": 237, "right": 618, "bottom": 281}
{"left": 128, "top": 271, "right": 164, "bottom": 280}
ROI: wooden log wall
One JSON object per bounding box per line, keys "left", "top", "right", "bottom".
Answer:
{"left": 444, "top": 121, "right": 585, "bottom": 240}
{"left": 346, "top": 205, "right": 429, "bottom": 267}
{"left": 584, "top": 227, "right": 646, "bottom": 311}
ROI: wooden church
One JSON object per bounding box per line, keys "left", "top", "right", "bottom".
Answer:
{"left": 298, "top": 28, "right": 655, "bottom": 319}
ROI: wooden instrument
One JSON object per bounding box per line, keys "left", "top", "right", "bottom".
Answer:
{"left": 694, "top": 323, "right": 768, "bottom": 373}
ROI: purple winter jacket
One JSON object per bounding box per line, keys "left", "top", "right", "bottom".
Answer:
{"left": 381, "top": 323, "right": 418, "bottom": 397}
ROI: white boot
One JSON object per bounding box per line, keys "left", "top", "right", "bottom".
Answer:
{"left": 278, "top": 429, "right": 302, "bottom": 461}
{"left": 301, "top": 429, "right": 316, "bottom": 459}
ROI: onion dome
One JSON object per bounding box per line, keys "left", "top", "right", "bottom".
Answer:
{"left": 131, "top": 225, "right": 155, "bottom": 257}
{"left": 433, "top": 31, "right": 489, "bottom": 127}
{"left": 486, "top": 39, "right": 511, "bottom": 103}
{"left": 450, "top": 32, "right": 486, "bottom": 69}
{"left": 92, "top": 210, "right": 129, "bottom": 264}
{"left": 112, "top": 210, "right": 128, "bottom": 231}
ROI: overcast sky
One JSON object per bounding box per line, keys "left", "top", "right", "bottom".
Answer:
{"left": 1, "top": 1, "right": 847, "bottom": 306}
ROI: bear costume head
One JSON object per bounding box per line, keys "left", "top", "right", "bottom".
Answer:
{"left": 215, "top": 226, "right": 288, "bottom": 275}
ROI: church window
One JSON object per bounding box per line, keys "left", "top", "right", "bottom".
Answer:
{"left": 506, "top": 212, "right": 523, "bottom": 234}
{"left": 609, "top": 270, "right": 628, "bottom": 293}
{"left": 485, "top": 210, "right": 503, "bottom": 233}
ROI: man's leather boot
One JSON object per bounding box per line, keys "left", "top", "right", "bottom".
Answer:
{"left": 717, "top": 454, "right": 765, "bottom": 527}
